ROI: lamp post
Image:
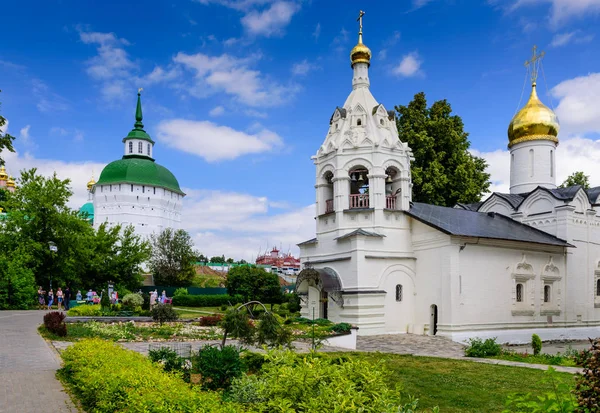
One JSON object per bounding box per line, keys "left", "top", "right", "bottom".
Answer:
{"left": 49, "top": 242, "right": 58, "bottom": 289}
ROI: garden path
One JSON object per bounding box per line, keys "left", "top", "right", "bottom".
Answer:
{"left": 0, "top": 310, "right": 76, "bottom": 412}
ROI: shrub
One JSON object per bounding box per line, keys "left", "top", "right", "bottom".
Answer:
{"left": 531, "top": 334, "right": 542, "bottom": 355}
{"left": 173, "top": 287, "right": 188, "bottom": 297}
{"left": 199, "top": 314, "right": 223, "bottom": 326}
{"left": 67, "top": 305, "right": 102, "bottom": 317}
{"left": 141, "top": 292, "right": 150, "bottom": 311}
{"left": 43, "top": 311, "right": 67, "bottom": 337}
{"left": 573, "top": 348, "right": 592, "bottom": 367}
{"left": 329, "top": 322, "right": 352, "bottom": 334}
{"left": 241, "top": 351, "right": 266, "bottom": 374}
{"left": 574, "top": 338, "right": 600, "bottom": 412}
{"left": 220, "top": 305, "right": 228, "bottom": 311}
{"left": 286, "top": 292, "right": 301, "bottom": 313}
{"left": 151, "top": 305, "right": 179, "bottom": 325}
{"left": 60, "top": 339, "right": 240, "bottom": 412}
{"left": 255, "top": 311, "right": 293, "bottom": 348}
{"left": 465, "top": 337, "right": 502, "bottom": 357}
{"left": 504, "top": 367, "right": 576, "bottom": 413}
{"left": 100, "top": 291, "right": 110, "bottom": 310}
{"left": 148, "top": 347, "right": 189, "bottom": 381}
{"left": 121, "top": 293, "right": 144, "bottom": 310}
{"left": 171, "top": 294, "right": 241, "bottom": 307}
{"left": 191, "top": 345, "right": 243, "bottom": 391}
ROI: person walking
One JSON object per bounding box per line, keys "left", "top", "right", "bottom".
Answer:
{"left": 64, "top": 287, "right": 71, "bottom": 311}
{"left": 161, "top": 290, "right": 167, "bottom": 304}
{"left": 76, "top": 290, "right": 82, "bottom": 301}
{"left": 37, "top": 286, "right": 45, "bottom": 310}
{"left": 150, "top": 290, "right": 157, "bottom": 310}
{"left": 47, "top": 289, "right": 54, "bottom": 310}
{"left": 56, "top": 288, "right": 64, "bottom": 311}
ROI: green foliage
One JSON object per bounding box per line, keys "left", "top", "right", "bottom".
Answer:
{"left": 171, "top": 294, "right": 240, "bottom": 307}
{"left": 148, "top": 347, "right": 189, "bottom": 381}
{"left": 0, "top": 247, "right": 36, "bottom": 309}
{"left": 150, "top": 228, "right": 197, "bottom": 286}
{"left": 225, "top": 265, "right": 283, "bottom": 306}
{"left": 121, "top": 293, "right": 143, "bottom": 310}
{"left": 191, "top": 345, "right": 243, "bottom": 391}
{"left": 228, "top": 350, "right": 420, "bottom": 412}
{"left": 100, "top": 291, "right": 110, "bottom": 309}
{"left": 255, "top": 311, "right": 293, "bottom": 348}
{"left": 60, "top": 339, "right": 240, "bottom": 412}
{"left": 44, "top": 311, "right": 67, "bottom": 337}
{"left": 560, "top": 171, "right": 590, "bottom": 190}
{"left": 492, "top": 351, "right": 576, "bottom": 367}
{"left": 504, "top": 367, "right": 576, "bottom": 413}
{"left": 173, "top": 287, "right": 188, "bottom": 297}
{"left": 285, "top": 292, "right": 301, "bottom": 313}
{"left": 574, "top": 338, "right": 600, "bottom": 412}
{"left": 532, "top": 334, "right": 542, "bottom": 356}
{"left": 0, "top": 91, "right": 16, "bottom": 166}
{"left": 220, "top": 308, "right": 255, "bottom": 346}
{"left": 329, "top": 322, "right": 352, "bottom": 334}
{"left": 67, "top": 304, "right": 103, "bottom": 317}
{"left": 395, "top": 92, "right": 490, "bottom": 206}
{"left": 465, "top": 337, "right": 502, "bottom": 357}
{"left": 151, "top": 304, "right": 179, "bottom": 325}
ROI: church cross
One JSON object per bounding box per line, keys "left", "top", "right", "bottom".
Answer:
{"left": 524, "top": 45, "right": 545, "bottom": 85}
{"left": 357, "top": 10, "right": 365, "bottom": 41}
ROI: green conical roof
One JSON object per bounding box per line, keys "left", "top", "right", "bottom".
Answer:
{"left": 123, "top": 92, "right": 155, "bottom": 144}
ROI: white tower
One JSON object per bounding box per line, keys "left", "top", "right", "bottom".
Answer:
{"left": 298, "top": 12, "right": 415, "bottom": 335}
{"left": 509, "top": 47, "right": 560, "bottom": 194}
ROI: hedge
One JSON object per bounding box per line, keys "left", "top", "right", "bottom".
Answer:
{"left": 171, "top": 294, "right": 242, "bottom": 307}
{"left": 60, "top": 339, "right": 242, "bottom": 413}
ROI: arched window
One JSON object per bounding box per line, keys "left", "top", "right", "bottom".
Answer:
{"left": 529, "top": 149, "right": 534, "bottom": 177}
{"left": 323, "top": 171, "right": 334, "bottom": 214}
{"left": 544, "top": 285, "right": 551, "bottom": 303}
{"left": 128, "top": 141, "right": 133, "bottom": 154}
{"left": 550, "top": 150, "right": 554, "bottom": 177}
{"left": 596, "top": 279, "right": 600, "bottom": 297}
{"left": 516, "top": 283, "right": 524, "bottom": 302}
{"left": 357, "top": 118, "right": 362, "bottom": 126}
{"left": 380, "top": 118, "right": 384, "bottom": 126}
{"left": 138, "top": 142, "right": 143, "bottom": 154}
{"left": 349, "top": 167, "right": 369, "bottom": 208}
{"left": 395, "top": 284, "right": 403, "bottom": 302}
{"left": 147, "top": 143, "right": 151, "bottom": 156}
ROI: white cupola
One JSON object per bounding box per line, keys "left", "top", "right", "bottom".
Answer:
{"left": 122, "top": 89, "right": 155, "bottom": 159}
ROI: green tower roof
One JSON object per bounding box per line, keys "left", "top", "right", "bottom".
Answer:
{"left": 122, "top": 92, "right": 155, "bottom": 144}
{"left": 79, "top": 202, "right": 94, "bottom": 224}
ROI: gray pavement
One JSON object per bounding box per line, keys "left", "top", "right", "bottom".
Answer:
{"left": 0, "top": 310, "right": 77, "bottom": 413}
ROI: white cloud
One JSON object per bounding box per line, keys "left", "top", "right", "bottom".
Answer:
{"left": 393, "top": 52, "right": 423, "bottom": 77}
{"left": 331, "top": 28, "right": 349, "bottom": 52}
{"left": 19, "top": 125, "right": 31, "bottom": 142}
{"left": 312, "top": 23, "right": 321, "bottom": 40}
{"left": 209, "top": 105, "right": 225, "bottom": 117}
{"left": 412, "top": 0, "right": 434, "bottom": 9}
{"left": 378, "top": 31, "right": 401, "bottom": 60}
{"left": 291, "top": 59, "right": 319, "bottom": 76}
{"left": 550, "top": 31, "right": 594, "bottom": 47}
{"left": 509, "top": 0, "right": 600, "bottom": 26}
{"left": 156, "top": 119, "right": 283, "bottom": 162}
{"left": 174, "top": 52, "right": 299, "bottom": 107}
{"left": 32, "top": 79, "right": 69, "bottom": 113}
{"left": 50, "top": 127, "right": 84, "bottom": 142}
{"left": 552, "top": 73, "right": 600, "bottom": 135}
{"left": 241, "top": 1, "right": 300, "bottom": 37}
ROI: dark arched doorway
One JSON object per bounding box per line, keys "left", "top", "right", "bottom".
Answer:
{"left": 430, "top": 304, "right": 438, "bottom": 335}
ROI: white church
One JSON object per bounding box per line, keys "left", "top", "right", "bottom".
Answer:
{"left": 297, "top": 16, "right": 600, "bottom": 344}
{"left": 80, "top": 92, "right": 184, "bottom": 237}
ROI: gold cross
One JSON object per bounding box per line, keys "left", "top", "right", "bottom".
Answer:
{"left": 357, "top": 10, "right": 365, "bottom": 33}
{"left": 138, "top": 87, "right": 143, "bottom": 94}
{"left": 524, "top": 45, "right": 545, "bottom": 85}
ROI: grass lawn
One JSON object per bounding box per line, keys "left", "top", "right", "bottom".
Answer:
{"left": 173, "top": 306, "right": 225, "bottom": 318}
{"left": 325, "top": 352, "right": 576, "bottom": 413}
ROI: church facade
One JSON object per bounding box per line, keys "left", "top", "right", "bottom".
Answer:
{"left": 88, "top": 93, "right": 184, "bottom": 237}
{"left": 298, "top": 19, "right": 600, "bottom": 343}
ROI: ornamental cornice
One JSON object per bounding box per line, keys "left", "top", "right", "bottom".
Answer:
{"left": 508, "top": 134, "right": 559, "bottom": 148}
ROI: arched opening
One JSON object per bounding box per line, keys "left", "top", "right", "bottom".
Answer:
{"left": 385, "top": 167, "right": 401, "bottom": 210}
{"left": 356, "top": 118, "right": 362, "bottom": 126}
{"left": 596, "top": 279, "right": 600, "bottom": 297}
{"left": 395, "top": 284, "right": 403, "bottom": 302}
{"left": 323, "top": 171, "right": 334, "bottom": 214}
{"left": 380, "top": 118, "right": 384, "bottom": 126}
{"left": 128, "top": 141, "right": 133, "bottom": 154}
{"left": 349, "top": 167, "right": 369, "bottom": 208}
{"left": 550, "top": 150, "right": 554, "bottom": 178}
{"left": 430, "top": 304, "right": 438, "bottom": 335}
{"left": 544, "top": 285, "right": 551, "bottom": 303}
{"left": 529, "top": 149, "right": 534, "bottom": 177}
{"left": 516, "top": 283, "right": 524, "bottom": 302}
{"left": 147, "top": 143, "right": 151, "bottom": 156}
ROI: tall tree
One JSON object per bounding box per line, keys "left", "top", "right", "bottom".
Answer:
{"left": 560, "top": 171, "right": 590, "bottom": 189}
{"left": 395, "top": 92, "right": 490, "bottom": 206}
{"left": 149, "top": 228, "right": 196, "bottom": 286}
{"left": 226, "top": 265, "right": 282, "bottom": 310}
{"left": 0, "top": 91, "right": 16, "bottom": 165}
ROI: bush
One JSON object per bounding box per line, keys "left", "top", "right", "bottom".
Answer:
{"left": 191, "top": 345, "right": 243, "bottom": 391}
{"left": 220, "top": 305, "right": 228, "bottom": 311}
{"left": 574, "top": 338, "right": 600, "bottom": 412}
{"left": 148, "top": 347, "right": 190, "bottom": 381}
{"left": 173, "top": 287, "right": 188, "bottom": 297}
{"left": 504, "top": 367, "right": 576, "bottom": 412}
{"left": 151, "top": 305, "right": 179, "bottom": 325}
{"left": 531, "top": 334, "right": 542, "bottom": 355}
{"left": 121, "top": 293, "right": 144, "bottom": 310}
{"left": 199, "top": 314, "right": 223, "bottom": 326}
{"left": 100, "top": 291, "right": 110, "bottom": 310}
{"left": 67, "top": 305, "right": 102, "bottom": 317}
{"left": 60, "top": 339, "right": 240, "bottom": 412}
{"left": 285, "top": 292, "right": 301, "bottom": 313}
{"left": 465, "top": 337, "right": 502, "bottom": 357}
{"left": 171, "top": 294, "right": 241, "bottom": 307}
{"left": 43, "top": 311, "right": 67, "bottom": 337}
{"left": 329, "top": 322, "right": 352, "bottom": 334}
{"left": 141, "top": 292, "right": 150, "bottom": 311}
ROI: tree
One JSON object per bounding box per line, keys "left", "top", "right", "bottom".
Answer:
{"left": 0, "top": 91, "right": 16, "bottom": 166}
{"left": 225, "top": 265, "right": 282, "bottom": 310}
{"left": 210, "top": 255, "right": 226, "bottom": 264}
{"left": 395, "top": 92, "right": 490, "bottom": 206}
{"left": 560, "top": 171, "right": 590, "bottom": 189}
{"left": 149, "top": 228, "right": 196, "bottom": 286}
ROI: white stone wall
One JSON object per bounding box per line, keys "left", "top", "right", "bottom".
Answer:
{"left": 510, "top": 140, "right": 557, "bottom": 194}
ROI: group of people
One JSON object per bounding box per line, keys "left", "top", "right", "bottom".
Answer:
{"left": 149, "top": 289, "right": 169, "bottom": 309}
{"left": 37, "top": 286, "right": 75, "bottom": 311}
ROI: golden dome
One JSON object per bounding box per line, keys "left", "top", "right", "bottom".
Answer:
{"left": 508, "top": 83, "right": 559, "bottom": 148}
{"left": 6, "top": 176, "right": 15, "bottom": 188}
{"left": 87, "top": 177, "right": 96, "bottom": 191}
{"left": 350, "top": 41, "right": 371, "bottom": 67}
{"left": 0, "top": 165, "right": 7, "bottom": 180}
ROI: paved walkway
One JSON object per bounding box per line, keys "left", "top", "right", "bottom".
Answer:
{"left": 0, "top": 311, "right": 76, "bottom": 413}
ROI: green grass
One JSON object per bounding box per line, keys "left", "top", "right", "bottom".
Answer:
{"left": 490, "top": 351, "right": 578, "bottom": 367}
{"left": 323, "top": 352, "right": 576, "bottom": 413}
{"left": 173, "top": 306, "right": 226, "bottom": 319}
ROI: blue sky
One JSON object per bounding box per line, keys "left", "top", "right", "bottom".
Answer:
{"left": 1, "top": 0, "right": 600, "bottom": 259}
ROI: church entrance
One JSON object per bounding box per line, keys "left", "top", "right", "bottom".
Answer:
{"left": 321, "top": 290, "right": 328, "bottom": 319}
{"left": 430, "top": 304, "right": 438, "bottom": 335}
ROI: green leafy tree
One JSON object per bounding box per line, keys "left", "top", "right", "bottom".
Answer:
{"left": 0, "top": 91, "right": 16, "bottom": 166}
{"left": 149, "top": 228, "right": 196, "bottom": 286}
{"left": 225, "top": 265, "right": 282, "bottom": 309}
{"left": 210, "top": 255, "right": 226, "bottom": 263}
{"left": 395, "top": 92, "right": 490, "bottom": 206}
{"left": 560, "top": 171, "right": 590, "bottom": 189}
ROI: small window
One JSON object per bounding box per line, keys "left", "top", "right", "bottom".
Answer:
{"left": 395, "top": 284, "right": 403, "bottom": 302}
{"left": 110, "top": 185, "right": 112, "bottom": 192}
{"left": 544, "top": 285, "right": 551, "bottom": 303}
{"left": 153, "top": 187, "right": 156, "bottom": 195}
{"left": 131, "top": 184, "right": 134, "bottom": 192}
{"left": 380, "top": 119, "right": 384, "bottom": 125}
{"left": 147, "top": 143, "right": 151, "bottom": 156}
{"left": 596, "top": 279, "right": 600, "bottom": 297}
{"left": 138, "top": 142, "right": 143, "bottom": 154}
{"left": 100, "top": 185, "right": 103, "bottom": 193}
{"left": 357, "top": 118, "right": 362, "bottom": 126}
{"left": 128, "top": 141, "right": 133, "bottom": 154}
{"left": 516, "top": 283, "right": 523, "bottom": 302}
{"left": 142, "top": 186, "right": 145, "bottom": 193}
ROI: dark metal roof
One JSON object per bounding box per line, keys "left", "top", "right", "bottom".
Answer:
{"left": 329, "top": 106, "right": 347, "bottom": 124}
{"left": 455, "top": 202, "right": 482, "bottom": 211}
{"left": 493, "top": 193, "right": 524, "bottom": 209}
{"left": 335, "top": 228, "right": 385, "bottom": 241}
{"left": 407, "top": 202, "right": 572, "bottom": 247}
{"left": 296, "top": 267, "right": 342, "bottom": 292}
{"left": 587, "top": 186, "right": 600, "bottom": 204}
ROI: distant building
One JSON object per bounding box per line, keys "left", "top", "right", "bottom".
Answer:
{"left": 256, "top": 247, "right": 301, "bottom": 280}
{"left": 0, "top": 165, "right": 16, "bottom": 194}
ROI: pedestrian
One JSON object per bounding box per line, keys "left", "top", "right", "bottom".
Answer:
{"left": 56, "top": 287, "right": 64, "bottom": 311}
{"left": 161, "top": 290, "right": 167, "bottom": 304}
{"left": 76, "top": 290, "right": 82, "bottom": 301}
{"left": 150, "top": 290, "right": 157, "bottom": 310}
{"left": 86, "top": 289, "right": 93, "bottom": 304}
{"left": 47, "top": 289, "right": 54, "bottom": 310}
{"left": 37, "top": 286, "right": 45, "bottom": 310}
{"left": 64, "top": 287, "right": 71, "bottom": 311}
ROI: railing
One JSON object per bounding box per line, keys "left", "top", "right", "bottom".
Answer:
{"left": 386, "top": 195, "right": 397, "bottom": 210}
{"left": 325, "top": 199, "right": 334, "bottom": 213}
{"left": 349, "top": 194, "right": 369, "bottom": 209}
